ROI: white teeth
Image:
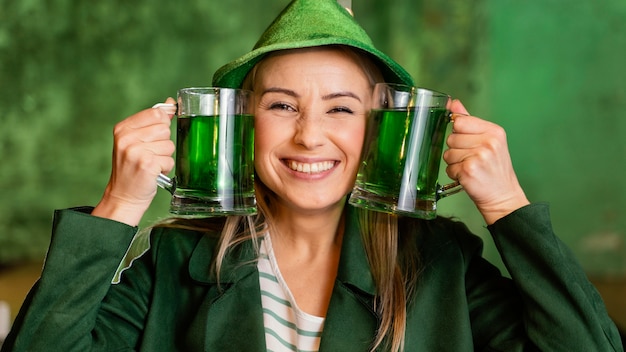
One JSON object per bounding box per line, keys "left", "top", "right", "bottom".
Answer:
{"left": 289, "top": 160, "right": 335, "bottom": 174}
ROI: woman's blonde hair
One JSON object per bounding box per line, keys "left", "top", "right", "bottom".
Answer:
{"left": 161, "top": 45, "right": 421, "bottom": 352}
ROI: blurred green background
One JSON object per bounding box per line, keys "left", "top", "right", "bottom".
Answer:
{"left": 0, "top": 0, "right": 625, "bottom": 279}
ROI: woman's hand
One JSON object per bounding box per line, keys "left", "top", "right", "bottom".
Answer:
{"left": 443, "top": 100, "right": 529, "bottom": 225}
{"left": 92, "top": 98, "right": 176, "bottom": 226}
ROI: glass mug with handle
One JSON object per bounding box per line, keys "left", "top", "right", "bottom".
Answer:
{"left": 349, "top": 83, "right": 463, "bottom": 219}
{"left": 154, "top": 87, "right": 256, "bottom": 217}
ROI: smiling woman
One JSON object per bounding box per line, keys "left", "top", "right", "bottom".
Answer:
{"left": 1, "top": 0, "right": 623, "bottom": 351}
{"left": 252, "top": 48, "right": 371, "bottom": 216}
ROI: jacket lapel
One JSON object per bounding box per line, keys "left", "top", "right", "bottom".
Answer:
{"left": 320, "top": 206, "right": 379, "bottom": 350}
{"left": 187, "top": 234, "right": 267, "bottom": 351}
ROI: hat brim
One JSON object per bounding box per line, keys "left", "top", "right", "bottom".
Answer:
{"left": 212, "top": 38, "right": 415, "bottom": 89}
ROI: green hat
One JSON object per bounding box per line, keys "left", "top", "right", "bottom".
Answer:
{"left": 212, "top": 0, "right": 414, "bottom": 88}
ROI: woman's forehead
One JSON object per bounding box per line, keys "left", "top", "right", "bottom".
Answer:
{"left": 254, "top": 47, "right": 375, "bottom": 86}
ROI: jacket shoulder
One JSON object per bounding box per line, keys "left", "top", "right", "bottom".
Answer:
{"left": 399, "top": 215, "right": 485, "bottom": 267}
{"left": 116, "top": 218, "right": 225, "bottom": 279}
{"left": 149, "top": 219, "right": 225, "bottom": 257}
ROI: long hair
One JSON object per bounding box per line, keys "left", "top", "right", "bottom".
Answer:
{"left": 357, "top": 209, "right": 421, "bottom": 352}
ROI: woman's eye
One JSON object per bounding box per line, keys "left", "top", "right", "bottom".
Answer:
{"left": 269, "top": 102, "right": 295, "bottom": 112}
{"left": 329, "top": 106, "right": 354, "bottom": 114}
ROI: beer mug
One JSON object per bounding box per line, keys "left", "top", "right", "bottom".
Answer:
{"left": 349, "top": 83, "right": 463, "bottom": 219}
{"left": 155, "top": 87, "right": 256, "bottom": 217}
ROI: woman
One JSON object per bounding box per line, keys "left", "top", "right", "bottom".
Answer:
{"left": 3, "top": 0, "right": 623, "bottom": 351}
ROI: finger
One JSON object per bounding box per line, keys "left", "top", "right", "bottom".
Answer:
{"left": 446, "top": 133, "right": 488, "bottom": 150}
{"left": 148, "top": 105, "right": 175, "bottom": 125}
{"left": 443, "top": 147, "right": 474, "bottom": 166}
{"left": 445, "top": 162, "right": 466, "bottom": 181}
{"left": 133, "top": 124, "right": 172, "bottom": 143}
{"left": 156, "top": 155, "right": 175, "bottom": 175}
{"left": 115, "top": 112, "right": 173, "bottom": 144}
{"left": 446, "top": 164, "right": 459, "bottom": 181}
{"left": 141, "top": 140, "right": 176, "bottom": 158}
{"left": 451, "top": 114, "right": 501, "bottom": 135}
{"left": 153, "top": 97, "right": 177, "bottom": 117}
{"left": 446, "top": 134, "right": 508, "bottom": 165}
{"left": 116, "top": 108, "right": 172, "bottom": 133}
{"left": 444, "top": 154, "right": 486, "bottom": 183}
{"left": 119, "top": 141, "right": 175, "bottom": 174}
{"left": 449, "top": 99, "right": 470, "bottom": 115}
{"left": 115, "top": 123, "right": 171, "bottom": 152}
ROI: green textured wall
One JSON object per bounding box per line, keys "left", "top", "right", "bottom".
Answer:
{"left": 484, "top": 0, "right": 626, "bottom": 276}
{"left": 1, "top": 0, "right": 625, "bottom": 277}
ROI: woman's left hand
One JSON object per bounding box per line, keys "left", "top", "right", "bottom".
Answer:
{"left": 443, "top": 100, "right": 530, "bottom": 225}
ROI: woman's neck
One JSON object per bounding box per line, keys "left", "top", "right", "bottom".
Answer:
{"left": 270, "top": 200, "right": 345, "bottom": 256}
{"left": 267, "top": 202, "right": 345, "bottom": 317}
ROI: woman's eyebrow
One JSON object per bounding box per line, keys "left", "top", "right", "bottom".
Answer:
{"left": 261, "top": 87, "right": 361, "bottom": 103}
{"left": 322, "top": 91, "right": 362, "bottom": 102}
{"left": 261, "top": 87, "right": 299, "bottom": 97}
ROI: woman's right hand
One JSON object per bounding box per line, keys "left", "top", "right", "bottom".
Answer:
{"left": 92, "top": 98, "right": 176, "bottom": 226}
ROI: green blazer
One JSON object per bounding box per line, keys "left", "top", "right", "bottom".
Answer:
{"left": 3, "top": 204, "right": 623, "bottom": 351}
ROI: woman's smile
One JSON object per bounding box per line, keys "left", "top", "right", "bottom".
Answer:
{"left": 284, "top": 159, "right": 337, "bottom": 174}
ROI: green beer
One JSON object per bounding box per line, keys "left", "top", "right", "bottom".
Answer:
{"left": 173, "top": 114, "right": 255, "bottom": 214}
{"left": 352, "top": 107, "right": 449, "bottom": 217}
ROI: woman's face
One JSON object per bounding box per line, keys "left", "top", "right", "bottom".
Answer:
{"left": 253, "top": 47, "right": 373, "bottom": 215}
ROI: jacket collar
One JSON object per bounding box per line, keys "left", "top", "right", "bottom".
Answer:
{"left": 187, "top": 205, "right": 377, "bottom": 296}
{"left": 336, "top": 205, "right": 377, "bottom": 295}
{"left": 188, "top": 232, "right": 258, "bottom": 285}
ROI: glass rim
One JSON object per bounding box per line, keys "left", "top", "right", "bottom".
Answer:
{"left": 177, "top": 87, "right": 253, "bottom": 95}
{"left": 374, "top": 82, "right": 450, "bottom": 98}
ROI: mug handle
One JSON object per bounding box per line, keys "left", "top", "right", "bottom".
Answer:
{"left": 436, "top": 111, "right": 466, "bottom": 199}
{"left": 156, "top": 174, "right": 176, "bottom": 194}
{"left": 152, "top": 103, "right": 178, "bottom": 194}
{"left": 436, "top": 181, "right": 463, "bottom": 200}
{"left": 152, "top": 102, "right": 177, "bottom": 115}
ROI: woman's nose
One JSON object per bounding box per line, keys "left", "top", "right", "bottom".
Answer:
{"left": 293, "top": 114, "right": 325, "bottom": 149}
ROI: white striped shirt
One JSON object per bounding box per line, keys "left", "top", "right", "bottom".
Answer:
{"left": 258, "top": 234, "right": 325, "bottom": 352}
